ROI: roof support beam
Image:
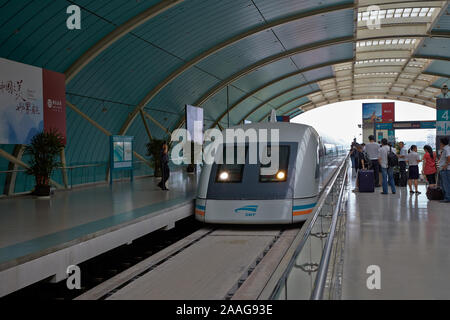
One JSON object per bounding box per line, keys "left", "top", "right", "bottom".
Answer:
{"left": 64, "top": 0, "right": 185, "bottom": 84}
{"left": 118, "top": 3, "right": 355, "bottom": 135}
{"left": 286, "top": 93, "right": 436, "bottom": 113}
{"left": 257, "top": 90, "right": 322, "bottom": 122}
{"left": 66, "top": 101, "right": 152, "bottom": 169}
{"left": 0, "top": 149, "right": 64, "bottom": 190}
{"left": 194, "top": 37, "right": 354, "bottom": 107}
{"left": 212, "top": 75, "right": 335, "bottom": 129}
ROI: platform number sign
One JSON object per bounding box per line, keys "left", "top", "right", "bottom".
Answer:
{"left": 437, "top": 99, "right": 450, "bottom": 147}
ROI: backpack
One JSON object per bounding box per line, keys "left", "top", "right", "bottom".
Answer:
{"left": 388, "top": 147, "right": 399, "bottom": 168}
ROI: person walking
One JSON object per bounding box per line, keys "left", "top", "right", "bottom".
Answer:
{"left": 378, "top": 138, "right": 396, "bottom": 195}
{"left": 158, "top": 142, "right": 170, "bottom": 191}
{"left": 397, "top": 141, "right": 408, "bottom": 187}
{"left": 438, "top": 137, "right": 450, "bottom": 203}
{"left": 422, "top": 145, "right": 437, "bottom": 187}
{"left": 406, "top": 145, "right": 422, "bottom": 195}
{"left": 364, "top": 135, "right": 381, "bottom": 188}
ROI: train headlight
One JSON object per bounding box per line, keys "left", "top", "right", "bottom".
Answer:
{"left": 276, "top": 171, "right": 286, "bottom": 180}
{"left": 219, "top": 171, "right": 230, "bottom": 181}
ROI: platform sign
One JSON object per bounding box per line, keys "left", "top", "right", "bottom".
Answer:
{"left": 437, "top": 99, "right": 450, "bottom": 149}
{"left": 110, "top": 136, "right": 134, "bottom": 185}
{"left": 0, "top": 58, "right": 66, "bottom": 145}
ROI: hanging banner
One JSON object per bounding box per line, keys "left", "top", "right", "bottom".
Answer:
{"left": 0, "top": 58, "right": 66, "bottom": 145}
{"left": 43, "top": 69, "right": 67, "bottom": 144}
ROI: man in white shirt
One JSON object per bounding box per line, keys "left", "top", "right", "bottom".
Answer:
{"left": 397, "top": 141, "right": 407, "bottom": 187}
{"left": 438, "top": 137, "right": 450, "bottom": 203}
{"left": 364, "top": 135, "right": 381, "bottom": 187}
{"left": 378, "top": 138, "right": 396, "bottom": 195}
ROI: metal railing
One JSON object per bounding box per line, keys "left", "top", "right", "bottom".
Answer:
{"left": 260, "top": 154, "right": 350, "bottom": 300}
{"left": 0, "top": 160, "right": 158, "bottom": 195}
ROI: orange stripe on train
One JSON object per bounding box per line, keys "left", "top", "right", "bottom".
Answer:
{"left": 293, "top": 209, "right": 313, "bottom": 216}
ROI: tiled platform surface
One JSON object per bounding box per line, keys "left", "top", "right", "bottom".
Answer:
{"left": 342, "top": 183, "right": 450, "bottom": 300}
{"left": 0, "top": 171, "right": 197, "bottom": 297}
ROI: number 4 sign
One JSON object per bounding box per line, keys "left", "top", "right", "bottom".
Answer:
{"left": 437, "top": 99, "right": 450, "bottom": 137}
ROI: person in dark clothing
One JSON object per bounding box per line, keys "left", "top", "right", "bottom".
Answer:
{"left": 158, "top": 142, "right": 170, "bottom": 191}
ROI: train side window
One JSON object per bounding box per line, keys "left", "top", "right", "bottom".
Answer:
{"left": 215, "top": 145, "right": 247, "bottom": 183}
{"left": 259, "top": 145, "right": 290, "bottom": 183}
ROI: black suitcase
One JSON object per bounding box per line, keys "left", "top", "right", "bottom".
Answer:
{"left": 358, "top": 170, "right": 375, "bottom": 193}
{"left": 426, "top": 186, "right": 444, "bottom": 201}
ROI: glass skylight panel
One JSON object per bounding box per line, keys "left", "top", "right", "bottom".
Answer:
{"left": 358, "top": 7, "right": 434, "bottom": 21}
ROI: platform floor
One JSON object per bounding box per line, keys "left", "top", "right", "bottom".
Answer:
{"left": 0, "top": 171, "right": 197, "bottom": 270}
{"left": 342, "top": 181, "right": 450, "bottom": 299}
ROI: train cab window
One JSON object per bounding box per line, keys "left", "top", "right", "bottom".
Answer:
{"left": 259, "top": 145, "right": 290, "bottom": 183}
{"left": 215, "top": 145, "right": 247, "bottom": 183}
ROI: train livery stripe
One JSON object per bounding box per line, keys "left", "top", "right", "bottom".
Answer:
{"left": 293, "top": 203, "right": 316, "bottom": 216}
{"left": 195, "top": 205, "right": 206, "bottom": 216}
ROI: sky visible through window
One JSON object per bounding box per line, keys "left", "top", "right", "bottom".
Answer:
{"left": 292, "top": 99, "right": 436, "bottom": 145}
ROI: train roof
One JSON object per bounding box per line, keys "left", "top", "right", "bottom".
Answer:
{"left": 224, "top": 122, "right": 319, "bottom": 143}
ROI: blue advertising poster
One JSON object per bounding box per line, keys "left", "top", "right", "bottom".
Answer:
{"left": 362, "top": 103, "right": 382, "bottom": 124}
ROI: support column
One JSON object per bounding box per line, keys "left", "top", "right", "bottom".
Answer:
{"left": 60, "top": 148, "right": 69, "bottom": 189}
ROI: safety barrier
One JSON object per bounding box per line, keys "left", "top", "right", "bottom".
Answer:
{"left": 261, "top": 155, "right": 350, "bottom": 300}
{"left": 0, "top": 160, "right": 160, "bottom": 195}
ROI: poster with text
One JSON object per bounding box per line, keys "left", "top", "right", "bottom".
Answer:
{"left": 0, "top": 58, "right": 44, "bottom": 145}
{"left": 0, "top": 58, "right": 66, "bottom": 145}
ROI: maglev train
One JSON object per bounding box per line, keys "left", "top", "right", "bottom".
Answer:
{"left": 195, "top": 122, "right": 347, "bottom": 224}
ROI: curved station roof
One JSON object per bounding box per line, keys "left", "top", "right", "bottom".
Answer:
{"left": 1, "top": 0, "right": 449, "bottom": 174}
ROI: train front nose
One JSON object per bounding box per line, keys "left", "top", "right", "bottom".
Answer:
{"left": 198, "top": 199, "right": 294, "bottom": 224}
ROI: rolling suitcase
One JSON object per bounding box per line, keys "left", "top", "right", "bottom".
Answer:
{"left": 358, "top": 170, "right": 375, "bottom": 193}
{"left": 426, "top": 174, "right": 444, "bottom": 201}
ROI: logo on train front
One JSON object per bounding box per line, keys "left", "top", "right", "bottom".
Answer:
{"left": 235, "top": 205, "right": 258, "bottom": 217}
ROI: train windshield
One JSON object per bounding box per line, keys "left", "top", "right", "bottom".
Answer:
{"left": 259, "top": 145, "right": 290, "bottom": 183}
{"left": 215, "top": 145, "right": 248, "bottom": 183}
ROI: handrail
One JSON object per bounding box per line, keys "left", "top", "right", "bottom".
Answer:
{"left": 311, "top": 162, "right": 348, "bottom": 300}
{"left": 262, "top": 154, "right": 350, "bottom": 300}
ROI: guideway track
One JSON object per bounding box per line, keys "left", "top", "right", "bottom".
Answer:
{"left": 77, "top": 156, "right": 347, "bottom": 300}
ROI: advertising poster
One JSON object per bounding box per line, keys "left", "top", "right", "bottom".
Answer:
{"left": 0, "top": 58, "right": 44, "bottom": 145}
{"left": 362, "top": 102, "right": 395, "bottom": 143}
{"left": 0, "top": 58, "right": 66, "bottom": 145}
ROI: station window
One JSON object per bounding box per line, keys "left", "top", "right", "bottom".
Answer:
{"left": 259, "top": 146, "right": 290, "bottom": 183}
{"left": 215, "top": 146, "right": 247, "bottom": 183}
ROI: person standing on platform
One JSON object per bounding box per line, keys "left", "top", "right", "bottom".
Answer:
{"left": 406, "top": 145, "right": 422, "bottom": 195}
{"left": 438, "top": 138, "right": 450, "bottom": 203}
{"left": 378, "top": 138, "right": 396, "bottom": 195}
{"left": 364, "top": 135, "right": 381, "bottom": 188}
{"left": 158, "top": 142, "right": 170, "bottom": 191}
{"left": 350, "top": 140, "right": 358, "bottom": 178}
{"left": 398, "top": 142, "right": 408, "bottom": 187}
{"left": 422, "top": 145, "right": 437, "bottom": 187}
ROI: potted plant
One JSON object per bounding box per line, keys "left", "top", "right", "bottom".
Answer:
{"left": 146, "top": 139, "right": 167, "bottom": 177}
{"left": 25, "top": 129, "right": 65, "bottom": 197}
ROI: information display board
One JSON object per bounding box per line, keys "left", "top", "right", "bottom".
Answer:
{"left": 0, "top": 58, "right": 66, "bottom": 145}
{"left": 110, "top": 136, "right": 134, "bottom": 185}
